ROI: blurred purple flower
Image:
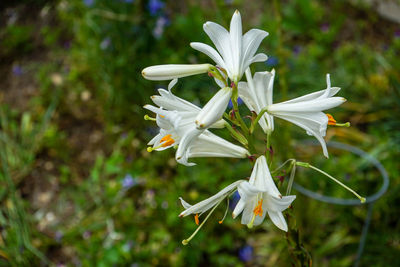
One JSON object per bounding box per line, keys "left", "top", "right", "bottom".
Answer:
{"left": 100, "top": 37, "right": 111, "bottom": 50}
{"left": 320, "top": 23, "right": 330, "bottom": 33}
{"left": 122, "top": 174, "right": 137, "bottom": 189}
{"left": 153, "top": 16, "right": 170, "bottom": 39}
{"left": 293, "top": 45, "right": 302, "bottom": 55}
{"left": 12, "top": 65, "right": 23, "bottom": 76}
{"left": 123, "top": 240, "right": 135, "bottom": 252}
{"left": 83, "top": 231, "right": 91, "bottom": 240}
{"left": 55, "top": 231, "right": 63, "bottom": 243}
{"left": 148, "top": 0, "right": 165, "bottom": 16}
{"left": 63, "top": 41, "right": 71, "bottom": 50}
{"left": 238, "top": 245, "right": 253, "bottom": 262}
{"left": 266, "top": 56, "right": 278, "bottom": 67}
{"left": 394, "top": 29, "right": 400, "bottom": 39}
{"left": 229, "top": 191, "right": 240, "bottom": 211}
{"left": 228, "top": 97, "right": 243, "bottom": 109}
{"left": 83, "top": 0, "right": 94, "bottom": 7}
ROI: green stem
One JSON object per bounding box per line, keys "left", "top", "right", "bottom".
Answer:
{"left": 286, "top": 161, "right": 296, "bottom": 196}
{"left": 296, "top": 162, "right": 366, "bottom": 203}
{"left": 249, "top": 107, "right": 269, "bottom": 133}
{"left": 224, "top": 122, "right": 248, "bottom": 147}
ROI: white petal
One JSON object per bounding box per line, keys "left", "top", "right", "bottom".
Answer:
{"left": 268, "top": 211, "right": 288, "bottom": 231}
{"left": 241, "top": 197, "right": 258, "bottom": 225}
{"left": 179, "top": 180, "right": 244, "bottom": 217}
{"left": 168, "top": 78, "right": 178, "bottom": 90}
{"left": 263, "top": 195, "right": 296, "bottom": 212}
{"left": 152, "top": 89, "right": 201, "bottom": 112}
{"left": 175, "top": 126, "right": 203, "bottom": 166}
{"left": 251, "top": 156, "right": 281, "bottom": 198}
{"left": 229, "top": 10, "right": 242, "bottom": 80}
{"left": 244, "top": 53, "right": 268, "bottom": 71}
{"left": 273, "top": 114, "right": 329, "bottom": 157}
{"left": 179, "top": 197, "right": 192, "bottom": 209}
{"left": 268, "top": 97, "right": 346, "bottom": 113}
{"left": 195, "top": 87, "right": 232, "bottom": 129}
{"left": 232, "top": 199, "right": 246, "bottom": 219}
{"left": 203, "top": 21, "right": 232, "bottom": 68}
{"left": 278, "top": 87, "right": 341, "bottom": 104}
{"left": 242, "top": 29, "right": 269, "bottom": 71}
{"left": 238, "top": 81, "right": 257, "bottom": 111}
{"left": 190, "top": 42, "right": 226, "bottom": 69}
{"left": 188, "top": 130, "right": 249, "bottom": 158}
{"left": 142, "top": 64, "right": 212, "bottom": 81}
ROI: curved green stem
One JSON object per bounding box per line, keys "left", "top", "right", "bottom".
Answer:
{"left": 296, "top": 162, "right": 366, "bottom": 203}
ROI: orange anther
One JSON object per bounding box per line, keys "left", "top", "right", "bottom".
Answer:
{"left": 326, "top": 114, "right": 337, "bottom": 126}
{"left": 194, "top": 214, "right": 199, "bottom": 225}
{"left": 253, "top": 199, "right": 263, "bottom": 217}
{"left": 160, "top": 134, "right": 175, "bottom": 147}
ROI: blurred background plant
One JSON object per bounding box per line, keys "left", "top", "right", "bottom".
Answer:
{"left": 0, "top": 0, "right": 399, "bottom": 266}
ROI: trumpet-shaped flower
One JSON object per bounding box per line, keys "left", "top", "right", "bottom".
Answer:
{"left": 238, "top": 68, "right": 275, "bottom": 133}
{"left": 142, "top": 64, "right": 213, "bottom": 81}
{"left": 232, "top": 156, "right": 296, "bottom": 231}
{"left": 191, "top": 10, "right": 268, "bottom": 83}
{"left": 144, "top": 79, "right": 249, "bottom": 166}
{"left": 267, "top": 74, "right": 345, "bottom": 157}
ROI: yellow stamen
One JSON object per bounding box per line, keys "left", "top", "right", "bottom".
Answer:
{"left": 326, "top": 114, "right": 337, "bottom": 125}
{"left": 253, "top": 199, "right": 263, "bottom": 217}
{"left": 144, "top": 114, "right": 156, "bottom": 121}
{"left": 194, "top": 214, "right": 199, "bottom": 225}
{"left": 326, "top": 114, "right": 351, "bottom": 127}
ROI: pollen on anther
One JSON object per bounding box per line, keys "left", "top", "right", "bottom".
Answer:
{"left": 253, "top": 200, "right": 263, "bottom": 217}
{"left": 326, "top": 114, "right": 337, "bottom": 125}
{"left": 194, "top": 214, "right": 200, "bottom": 225}
{"left": 160, "top": 134, "right": 175, "bottom": 147}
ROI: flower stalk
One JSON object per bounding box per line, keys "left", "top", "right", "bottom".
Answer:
{"left": 296, "top": 161, "right": 366, "bottom": 203}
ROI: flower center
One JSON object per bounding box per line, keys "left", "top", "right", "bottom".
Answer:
{"left": 253, "top": 199, "right": 263, "bottom": 217}
{"left": 326, "top": 114, "right": 337, "bottom": 125}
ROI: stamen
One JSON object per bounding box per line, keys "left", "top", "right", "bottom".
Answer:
{"left": 144, "top": 114, "right": 156, "bottom": 121}
{"left": 182, "top": 198, "right": 224, "bottom": 245}
{"left": 218, "top": 198, "right": 230, "bottom": 224}
{"left": 247, "top": 199, "right": 263, "bottom": 229}
{"left": 253, "top": 200, "right": 263, "bottom": 217}
{"left": 194, "top": 214, "right": 199, "bottom": 225}
{"left": 160, "top": 134, "right": 175, "bottom": 147}
{"left": 326, "top": 114, "right": 351, "bottom": 127}
{"left": 326, "top": 114, "right": 337, "bottom": 125}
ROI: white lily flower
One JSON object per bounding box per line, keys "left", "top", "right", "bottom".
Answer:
{"left": 238, "top": 68, "right": 275, "bottom": 133}
{"left": 232, "top": 156, "right": 296, "bottom": 231}
{"left": 142, "top": 64, "right": 213, "bottom": 81}
{"left": 191, "top": 10, "right": 268, "bottom": 83}
{"left": 176, "top": 130, "right": 250, "bottom": 166}
{"left": 179, "top": 180, "right": 244, "bottom": 217}
{"left": 267, "top": 74, "right": 345, "bottom": 157}
{"left": 195, "top": 87, "right": 232, "bottom": 129}
{"left": 145, "top": 79, "right": 249, "bottom": 166}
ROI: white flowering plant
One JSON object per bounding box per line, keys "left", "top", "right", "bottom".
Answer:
{"left": 142, "top": 10, "right": 365, "bottom": 257}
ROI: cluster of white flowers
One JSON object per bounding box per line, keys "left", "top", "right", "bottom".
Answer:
{"left": 142, "top": 11, "right": 357, "bottom": 244}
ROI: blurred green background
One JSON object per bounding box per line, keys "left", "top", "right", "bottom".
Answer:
{"left": 0, "top": 0, "right": 399, "bottom": 266}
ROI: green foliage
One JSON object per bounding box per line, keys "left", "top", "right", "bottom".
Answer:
{"left": 0, "top": 0, "right": 399, "bottom": 266}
